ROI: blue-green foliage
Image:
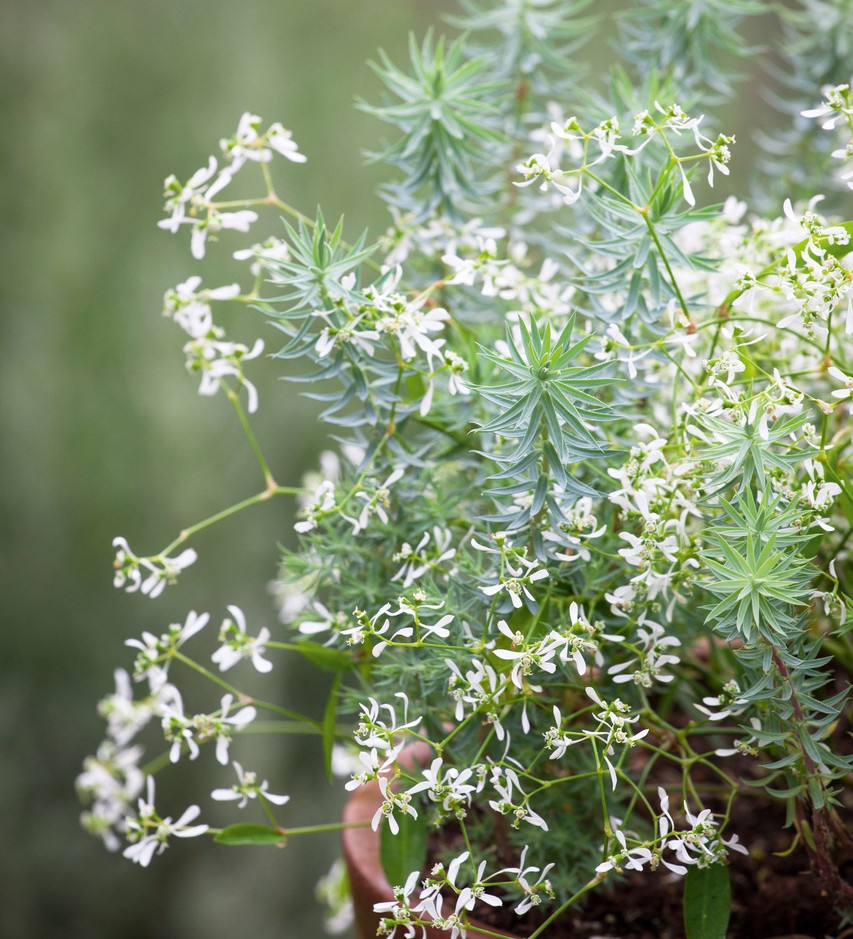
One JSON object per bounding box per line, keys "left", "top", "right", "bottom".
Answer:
{"left": 360, "top": 33, "right": 508, "bottom": 220}
{"left": 696, "top": 409, "right": 813, "bottom": 492}
{"left": 449, "top": 0, "right": 598, "bottom": 97}
{"left": 476, "top": 314, "right": 615, "bottom": 491}
{"left": 618, "top": 0, "right": 773, "bottom": 103}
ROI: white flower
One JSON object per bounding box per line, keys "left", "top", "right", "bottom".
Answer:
{"left": 344, "top": 747, "right": 398, "bottom": 792}
{"left": 211, "top": 761, "right": 290, "bottom": 809}
{"left": 112, "top": 537, "right": 198, "bottom": 599}
{"left": 594, "top": 819, "right": 660, "bottom": 875}
{"left": 372, "top": 774, "right": 418, "bottom": 835}
{"left": 372, "top": 869, "right": 422, "bottom": 931}
{"left": 488, "top": 766, "right": 548, "bottom": 831}
{"left": 446, "top": 656, "right": 511, "bottom": 738}
{"left": 657, "top": 788, "right": 748, "bottom": 869}
{"left": 314, "top": 321, "right": 380, "bottom": 359}
{"left": 158, "top": 156, "right": 232, "bottom": 235}
{"left": 212, "top": 605, "right": 273, "bottom": 673}
{"left": 122, "top": 777, "right": 208, "bottom": 867}
{"left": 77, "top": 741, "right": 146, "bottom": 850}
{"left": 828, "top": 365, "right": 853, "bottom": 400}
{"left": 607, "top": 620, "right": 681, "bottom": 688}
{"left": 406, "top": 757, "right": 483, "bottom": 819}
{"left": 379, "top": 300, "right": 449, "bottom": 368}
{"left": 184, "top": 333, "right": 265, "bottom": 413}
{"left": 508, "top": 846, "right": 555, "bottom": 914}
{"left": 353, "top": 692, "right": 421, "bottom": 750}
{"left": 162, "top": 276, "right": 241, "bottom": 338}
{"left": 160, "top": 688, "right": 200, "bottom": 763}
{"left": 158, "top": 153, "right": 260, "bottom": 259}
{"left": 160, "top": 691, "right": 256, "bottom": 765}
{"left": 191, "top": 207, "right": 259, "bottom": 260}
{"left": 480, "top": 564, "right": 549, "bottom": 609}
{"left": 603, "top": 323, "right": 652, "bottom": 380}
{"left": 391, "top": 527, "right": 457, "bottom": 587}
{"left": 349, "top": 468, "right": 405, "bottom": 536}
{"left": 694, "top": 679, "right": 748, "bottom": 721}
{"left": 492, "top": 619, "right": 560, "bottom": 689}
{"left": 220, "top": 112, "right": 307, "bottom": 170}
{"left": 142, "top": 547, "right": 198, "bottom": 598}
{"left": 316, "top": 858, "right": 355, "bottom": 935}
{"left": 582, "top": 687, "right": 649, "bottom": 789}
{"left": 544, "top": 705, "right": 582, "bottom": 760}
{"left": 97, "top": 668, "right": 157, "bottom": 746}
{"left": 801, "top": 83, "right": 852, "bottom": 131}
{"left": 125, "top": 611, "right": 209, "bottom": 689}
{"left": 295, "top": 479, "right": 337, "bottom": 533}
{"left": 211, "top": 694, "right": 257, "bottom": 765}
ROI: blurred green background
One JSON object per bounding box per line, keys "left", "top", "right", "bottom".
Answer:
{"left": 0, "top": 1, "right": 795, "bottom": 937}
{"left": 0, "top": 2, "right": 450, "bottom": 937}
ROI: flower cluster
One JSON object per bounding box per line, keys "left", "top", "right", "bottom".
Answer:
{"left": 78, "top": 607, "right": 278, "bottom": 860}
{"left": 375, "top": 848, "right": 555, "bottom": 939}
{"left": 595, "top": 788, "right": 748, "bottom": 878}
{"left": 159, "top": 112, "right": 305, "bottom": 259}
{"left": 112, "top": 536, "right": 197, "bottom": 599}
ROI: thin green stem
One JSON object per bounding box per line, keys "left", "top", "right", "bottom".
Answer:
{"left": 173, "top": 651, "right": 322, "bottom": 729}
{"left": 159, "top": 486, "right": 300, "bottom": 557}
{"left": 527, "top": 877, "right": 603, "bottom": 939}
{"left": 280, "top": 821, "right": 370, "bottom": 836}
{"left": 226, "top": 387, "right": 276, "bottom": 486}
{"left": 642, "top": 213, "right": 692, "bottom": 323}
{"left": 820, "top": 311, "right": 834, "bottom": 453}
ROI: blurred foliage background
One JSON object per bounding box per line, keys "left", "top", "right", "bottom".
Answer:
{"left": 0, "top": 2, "right": 451, "bottom": 937}
{"left": 0, "top": 1, "right": 793, "bottom": 937}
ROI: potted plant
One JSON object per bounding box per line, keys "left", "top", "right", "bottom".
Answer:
{"left": 78, "top": 2, "right": 853, "bottom": 937}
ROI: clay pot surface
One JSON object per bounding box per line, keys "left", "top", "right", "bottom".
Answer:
{"left": 341, "top": 743, "right": 517, "bottom": 939}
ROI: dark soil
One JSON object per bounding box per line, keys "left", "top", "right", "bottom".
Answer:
{"left": 430, "top": 771, "right": 853, "bottom": 938}
{"left": 455, "top": 795, "right": 851, "bottom": 938}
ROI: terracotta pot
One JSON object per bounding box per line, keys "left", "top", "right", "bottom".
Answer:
{"left": 341, "top": 742, "right": 518, "bottom": 939}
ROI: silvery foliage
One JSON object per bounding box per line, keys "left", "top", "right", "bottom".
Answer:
{"left": 79, "top": 0, "right": 853, "bottom": 933}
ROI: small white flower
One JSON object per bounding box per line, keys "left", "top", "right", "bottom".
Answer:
{"left": 211, "top": 761, "right": 290, "bottom": 809}
{"left": 184, "top": 333, "right": 265, "bottom": 413}
{"left": 212, "top": 605, "right": 273, "bottom": 673}
{"left": 112, "top": 537, "right": 198, "bottom": 599}
{"left": 125, "top": 611, "right": 209, "bottom": 689}
{"left": 220, "top": 112, "right": 307, "bottom": 170}
{"left": 122, "top": 777, "right": 208, "bottom": 867}
{"left": 349, "top": 468, "right": 405, "bottom": 536}
{"left": 480, "top": 565, "right": 549, "bottom": 609}
{"left": 828, "top": 365, "right": 853, "bottom": 400}
{"left": 158, "top": 157, "right": 232, "bottom": 235}
{"left": 372, "top": 774, "right": 418, "bottom": 835}
{"left": 163, "top": 276, "right": 240, "bottom": 338}
{"left": 295, "top": 479, "right": 337, "bottom": 533}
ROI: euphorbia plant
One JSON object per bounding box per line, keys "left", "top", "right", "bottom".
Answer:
{"left": 79, "top": 2, "right": 853, "bottom": 936}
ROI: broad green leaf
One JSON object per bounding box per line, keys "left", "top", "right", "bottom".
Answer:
{"left": 379, "top": 807, "right": 428, "bottom": 887}
{"left": 323, "top": 673, "right": 342, "bottom": 782}
{"left": 684, "top": 863, "right": 731, "bottom": 939}
{"left": 215, "top": 824, "right": 286, "bottom": 846}
{"left": 296, "top": 642, "right": 353, "bottom": 672}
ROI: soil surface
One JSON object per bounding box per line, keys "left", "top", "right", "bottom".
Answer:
{"left": 458, "top": 802, "right": 850, "bottom": 938}
{"left": 431, "top": 772, "right": 853, "bottom": 938}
